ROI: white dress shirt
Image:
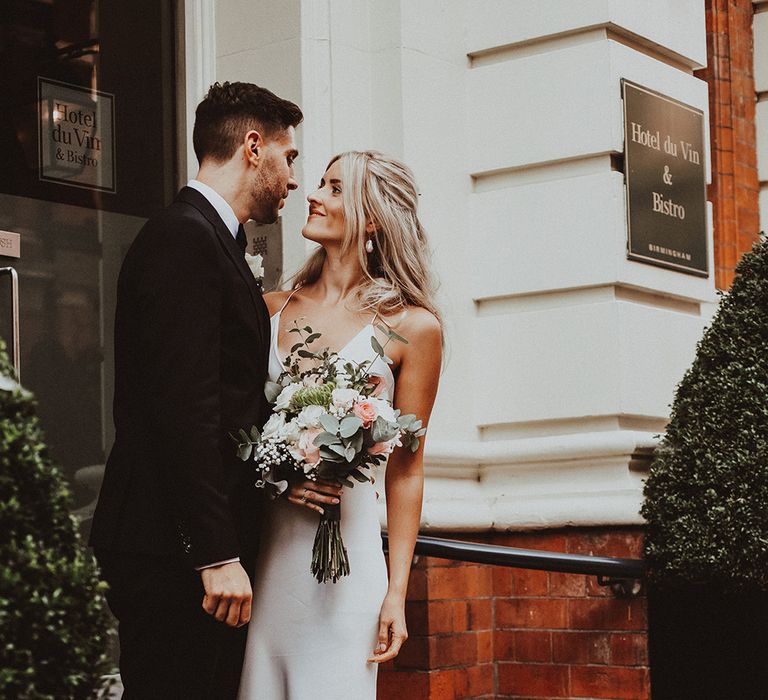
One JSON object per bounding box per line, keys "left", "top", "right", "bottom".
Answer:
{"left": 186, "top": 179, "right": 242, "bottom": 571}
{"left": 187, "top": 179, "right": 240, "bottom": 239}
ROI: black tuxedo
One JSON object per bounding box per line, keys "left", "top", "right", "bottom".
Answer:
{"left": 90, "top": 187, "right": 270, "bottom": 698}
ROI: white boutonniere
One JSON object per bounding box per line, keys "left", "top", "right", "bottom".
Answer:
{"left": 245, "top": 252, "right": 265, "bottom": 283}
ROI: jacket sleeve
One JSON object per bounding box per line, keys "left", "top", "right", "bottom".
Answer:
{"left": 133, "top": 214, "right": 239, "bottom": 567}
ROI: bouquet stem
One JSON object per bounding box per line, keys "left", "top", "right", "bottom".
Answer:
{"left": 311, "top": 502, "right": 350, "bottom": 583}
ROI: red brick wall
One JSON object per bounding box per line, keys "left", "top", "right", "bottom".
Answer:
{"left": 695, "top": 0, "right": 761, "bottom": 289}
{"left": 379, "top": 528, "right": 648, "bottom": 700}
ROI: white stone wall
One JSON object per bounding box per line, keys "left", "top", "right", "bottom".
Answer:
{"left": 205, "top": 0, "right": 716, "bottom": 531}
{"left": 755, "top": 1, "right": 768, "bottom": 232}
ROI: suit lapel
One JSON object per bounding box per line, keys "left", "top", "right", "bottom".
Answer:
{"left": 176, "top": 187, "right": 269, "bottom": 343}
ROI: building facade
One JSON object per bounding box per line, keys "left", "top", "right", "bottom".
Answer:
{"left": 1, "top": 1, "right": 765, "bottom": 698}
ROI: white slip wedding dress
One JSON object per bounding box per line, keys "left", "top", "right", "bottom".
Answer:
{"left": 237, "top": 297, "right": 393, "bottom": 699}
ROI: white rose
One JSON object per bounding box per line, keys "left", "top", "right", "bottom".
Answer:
{"left": 331, "top": 387, "right": 360, "bottom": 411}
{"left": 279, "top": 418, "right": 301, "bottom": 443}
{"left": 245, "top": 252, "right": 264, "bottom": 280}
{"left": 367, "top": 396, "right": 397, "bottom": 424}
{"left": 262, "top": 412, "right": 286, "bottom": 438}
{"left": 274, "top": 383, "right": 301, "bottom": 411}
{"left": 296, "top": 404, "right": 325, "bottom": 428}
{"left": 334, "top": 373, "right": 350, "bottom": 389}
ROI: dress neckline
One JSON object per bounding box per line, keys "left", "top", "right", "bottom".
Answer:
{"left": 269, "top": 309, "right": 395, "bottom": 390}
{"left": 271, "top": 288, "right": 380, "bottom": 364}
{"left": 273, "top": 305, "right": 389, "bottom": 361}
{"left": 271, "top": 308, "right": 376, "bottom": 364}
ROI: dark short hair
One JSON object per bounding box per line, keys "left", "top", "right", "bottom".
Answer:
{"left": 192, "top": 82, "right": 303, "bottom": 164}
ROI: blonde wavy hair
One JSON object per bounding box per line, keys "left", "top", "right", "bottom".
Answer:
{"left": 291, "top": 150, "right": 440, "bottom": 325}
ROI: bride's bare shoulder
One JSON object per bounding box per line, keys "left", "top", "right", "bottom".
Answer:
{"left": 380, "top": 306, "right": 442, "bottom": 346}
{"left": 263, "top": 289, "right": 293, "bottom": 316}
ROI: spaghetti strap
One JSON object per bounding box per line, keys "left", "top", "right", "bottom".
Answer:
{"left": 278, "top": 288, "right": 301, "bottom": 316}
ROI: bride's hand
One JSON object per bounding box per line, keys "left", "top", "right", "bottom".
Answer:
{"left": 284, "top": 478, "right": 342, "bottom": 514}
{"left": 368, "top": 593, "right": 408, "bottom": 663}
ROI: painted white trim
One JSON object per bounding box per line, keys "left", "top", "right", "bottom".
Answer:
{"left": 181, "top": 0, "right": 216, "bottom": 182}
{"left": 426, "top": 431, "right": 658, "bottom": 469}
{"left": 377, "top": 431, "right": 658, "bottom": 531}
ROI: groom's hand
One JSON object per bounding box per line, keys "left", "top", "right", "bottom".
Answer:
{"left": 200, "top": 562, "right": 252, "bottom": 627}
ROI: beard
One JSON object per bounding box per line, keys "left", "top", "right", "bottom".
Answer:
{"left": 250, "top": 158, "right": 285, "bottom": 224}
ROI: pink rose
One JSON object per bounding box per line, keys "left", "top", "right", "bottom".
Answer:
{"left": 291, "top": 427, "right": 322, "bottom": 468}
{"left": 353, "top": 400, "right": 378, "bottom": 428}
{"left": 367, "top": 437, "right": 398, "bottom": 456}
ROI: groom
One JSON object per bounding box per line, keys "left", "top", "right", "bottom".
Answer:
{"left": 90, "top": 82, "right": 302, "bottom": 698}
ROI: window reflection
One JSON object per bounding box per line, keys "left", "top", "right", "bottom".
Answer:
{"left": 0, "top": 0, "right": 176, "bottom": 514}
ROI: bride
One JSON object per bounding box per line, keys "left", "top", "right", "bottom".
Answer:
{"left": 237, "top": 150, "right": 442, "bottom": 699}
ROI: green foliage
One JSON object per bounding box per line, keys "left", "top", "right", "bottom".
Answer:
{"left": 0, "top": 341, "right": 112, "bottom": 698}
{"left": 642, "top": 237, "right": 768, "bottom": 591}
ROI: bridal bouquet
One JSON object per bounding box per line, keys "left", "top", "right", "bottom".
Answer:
{"left": 233, "top": 322, "right": 425, "bottom": 583}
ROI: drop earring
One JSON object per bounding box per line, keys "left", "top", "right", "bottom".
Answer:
{"left": 365, "top": 238, "right": 374, "bottom": 253}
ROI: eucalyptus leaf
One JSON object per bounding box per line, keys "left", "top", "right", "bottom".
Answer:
{"left": 265, "top": 381, "right": 283, "bottom": 403}
{"left": 289, "top": 327, "right": 302, "bottom": 333}
{"left": 313, "top": 431, "right": 340, "bottom": 447}
{"left": 297, "top": 350, "right": 316, "bottom": 359}
{"left": 237, "top": 443, "right": 253, "bottom": 461}
{"left": 290, "top": 342, "right": 303, "bottom": 353}
{"left": 345, "top": 445, "right": 357, "bottom": 462}
{"left": 249, "top": 425, "right": 261, "bottom": 441}
{"left": 370, "top": 336, "right": 385, "bottom": 357}
{"left": 376, "top": 323, "right": 409, "bottom": 344}
{"left": 319, "top": 414, "right": 339, "bottom": 434}
{"left": 328, "top": 443, "right": 347, "bottom": 457}
{"left": 350, "top": 431, "right": 364, "bottom": 453}
{"left": 306, "top": 333, "right": 321, "bottom": 344}
{"left": 398, "top": 413, "right": 416, "bottom": 428}
{"left": 372, "top": 416, "right": 398, "bottom": 443}
{"left": 340, "top": 416, "right": 363, "bottom": 438}
{"left": 319, "top": 447, "right": 344, "bottom": 462}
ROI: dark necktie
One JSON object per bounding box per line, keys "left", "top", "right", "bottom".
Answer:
{"left": 236, "top": 224, "right": 247, "bottom": 253}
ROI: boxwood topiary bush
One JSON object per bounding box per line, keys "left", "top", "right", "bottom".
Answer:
{"left": 642, "top": 236, "right": 768, "bottom": 591}
{"left": 0, "top": 341, "right": 112, "bottom": 698}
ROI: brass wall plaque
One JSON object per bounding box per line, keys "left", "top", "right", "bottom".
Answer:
{"left": 0, "top": 231, "right": 20, "bottom": 258}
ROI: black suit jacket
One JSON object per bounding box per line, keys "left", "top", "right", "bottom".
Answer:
{"left": 90, "top": 187, "right": 270, "bottom": 569}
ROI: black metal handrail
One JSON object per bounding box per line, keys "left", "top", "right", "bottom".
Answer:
{"left": 382, "top": 534, "right": 646, "bottom": 595}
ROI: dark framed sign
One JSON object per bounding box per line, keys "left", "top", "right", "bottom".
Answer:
{"left": 622, "top": 80, "right": 708, "bottom": 276}
{"left": 38, "top": 77, "right": 116, "bottom": 193}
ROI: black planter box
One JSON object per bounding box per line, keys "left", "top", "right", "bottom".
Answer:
{"left": 648, "top": 584, "right": 768, "bottom": 699}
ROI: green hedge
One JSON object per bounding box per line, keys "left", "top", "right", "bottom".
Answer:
{"left": 0, "top": 342, "right": 112, "bottom": 698}
{"left": 642, "top": 237, "right": 768, "bottom": 591}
